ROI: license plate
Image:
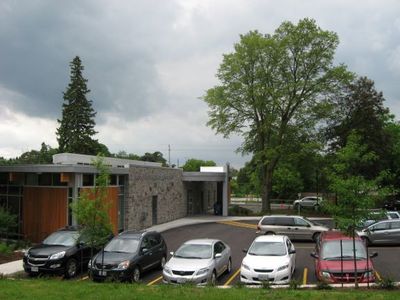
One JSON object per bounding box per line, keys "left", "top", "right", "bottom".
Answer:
{"left": 31, "top": 266, "right": 39, "bottom": 272}
{"left": 98, "top": 270, "right": 107, "bottom": 276}
{"left": 259, "top": 274, "right": 270, "bottom": 281}
{"left": 177, "top": 278, "right": 186, "bottom": 283}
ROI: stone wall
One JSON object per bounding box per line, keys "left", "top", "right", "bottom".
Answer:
{"left": 125, "top": 166, "right": 186, "bottom": 230}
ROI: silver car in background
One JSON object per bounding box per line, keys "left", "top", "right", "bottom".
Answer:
{"left": 163, "top": 239, "right": 232, "bottom": 285}
{"left": 357, "top": 219, "right": 400, "bottom": 245}
{"left": 257, "top": 215, "right": 329, "bottom": 241}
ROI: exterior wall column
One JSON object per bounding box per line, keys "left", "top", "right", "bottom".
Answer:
{"left": 222, "top": 163, "right": 230, "bottom": 216}
{"left": 71, "top": 173, "right": 82, "bottom": 226}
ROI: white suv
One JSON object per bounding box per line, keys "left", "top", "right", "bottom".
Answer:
{"left": 293, "top": 196, "right": 322, "bottom": 210}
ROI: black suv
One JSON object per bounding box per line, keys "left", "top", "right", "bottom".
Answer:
{"left": 23, "top": 227, "right": 102, "bottom": 278}
{"left": 89, "top": 230, "right": 167, "bottom": 282}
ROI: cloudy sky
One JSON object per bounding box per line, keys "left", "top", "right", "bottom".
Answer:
{"left": 1, "top": 0, "right": 400, "bottom": 168}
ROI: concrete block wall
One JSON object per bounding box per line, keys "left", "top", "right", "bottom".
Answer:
{"left": 125, "top": 166, "right": 186, "bottom": 230}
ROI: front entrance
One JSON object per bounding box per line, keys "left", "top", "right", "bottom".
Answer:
{"left": 184, "top": 181, "right": 222, "bottom": 215}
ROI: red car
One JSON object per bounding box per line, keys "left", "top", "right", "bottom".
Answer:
{"left": 310, "top": 231, "right": 378, "bottom": 283}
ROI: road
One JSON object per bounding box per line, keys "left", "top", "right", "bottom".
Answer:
{"left": 140, "top": 220, "right": 399, "bottom": 286}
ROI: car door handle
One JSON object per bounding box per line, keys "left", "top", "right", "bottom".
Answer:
{"left": 287, "top": 228, "right": 292, "bottom": 230}
{"left": 294, "top": 228, "right": 299, "bottom": 230}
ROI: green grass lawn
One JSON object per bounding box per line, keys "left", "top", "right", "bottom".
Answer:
{"left": 0, "top": 279, "right": 399, "bottom": 300}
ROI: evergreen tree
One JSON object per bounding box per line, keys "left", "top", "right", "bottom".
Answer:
{"left": 56, "top": 56, "right": 98, "bottom": 155}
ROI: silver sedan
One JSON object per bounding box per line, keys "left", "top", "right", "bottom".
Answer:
{"left": 163, "top": 239, "right": 232, "bottom": 285}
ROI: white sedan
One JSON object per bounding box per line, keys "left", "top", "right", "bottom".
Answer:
{"left": 240, "top": 235, "right": 296, "bottom": 284}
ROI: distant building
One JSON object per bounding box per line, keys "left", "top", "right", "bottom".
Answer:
{"left": 0, "top": 153, "right": 229, "bottom": 242}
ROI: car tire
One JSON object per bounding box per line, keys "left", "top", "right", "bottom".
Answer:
{"left": 159, "top": 256, "right": 166, "bottom": 270}
{"left": 132, "top": 266, "right": 141, "bottom": 283}
{"left": 225, "top": 258, "right": 232, "bottom": 274}
{"left": 209, "top": 270, "right": 217, "bottom": 286}
{"left": 265, "top": 231, "right": 275, "bottom": 235}
{"left": 64, "top": 258, "right": 78, "bottom": 279}
{"left": 312, "top": 232, "right": 320, "bottom": 242}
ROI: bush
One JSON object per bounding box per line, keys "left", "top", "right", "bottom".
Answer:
{"left": 316, "top": 280, "right": 332, "bottom": 290}
{"left": 261, "top": 280, "right": 271, "bottom": 289}
{"left": 228, "top": 205, "right": 253, "bottom": 216}
{"left": 0, "top": 242, "right": 12, "bottom": 255}
{"left": 289, "top": 279, "right": 300, "bottom": 289}
{"left": 377, "top": 277, "right": 396, "bottom": 290}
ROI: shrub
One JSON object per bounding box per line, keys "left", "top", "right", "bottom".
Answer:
{"left": 261, "top": 280, "right": 271, "bottom": 289}
{"left": 228, "top": 205, "right": 253, "bottom": 216}
{"left": 289, "top": 279, "right": 300, "bottom": 289}
{"left": 0, "top": 242, "right": 12, "bottom": 255}
{"left": 316, "top": 280, "right": 332, "bottom": 290}
{"left": 377, "top": 277, "right": 396, "bottom": 290}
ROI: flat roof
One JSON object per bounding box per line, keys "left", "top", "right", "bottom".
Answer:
{"left": 0, "top": 164, "right": 129, "bottom": 175}
{"left": 183, "top": 172, "right": 226, "bottom": 182}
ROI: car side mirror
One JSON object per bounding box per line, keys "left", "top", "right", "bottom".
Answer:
{"left": 169, "top": 251, "right": 174, "bottom": 256}
{"left": 310, "top": 252, "right": 318, "bottom": 259}
{"left": 78, "top": 241, "right": 85, "bottom": 248}
{"left": 242, "top": 249, "right": 248, "bottom": 253}
{"left": 370, "top": 252, "right": 378, "bottom": 258}
{"left": 215, "top": 253, "right": 222, "bottom": 259}
{"left": 289, "top": 249, "right": 296, "bottom": 254}
{"left": 141, "top": 247, "right": 149, "bottom": 254}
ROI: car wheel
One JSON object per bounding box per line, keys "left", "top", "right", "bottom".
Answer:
{"left": 293, "top": 203, "right": 299, "bottom": 210}
{"left": 312, "top": 232, "right": 320, "bottom": 242}
{"left": 132, "top": 266, "right": 141, "bottom": 283}
{"left": 209, "top": 270, "right": 217, "bottom": 286}
{"left": 361, "top": 236, "right": 371, "bottom": 246}
{"left": 265, "top": 231, "right": 275, "bottom": 235}
{"left": 225, "top": 258, "right": 232, "bottom": 274}
{"left": 159, "top": 256, "right": 166, "bottom": 270}
{"left": 64, "top": 258, "right": 78, "bottom": 279}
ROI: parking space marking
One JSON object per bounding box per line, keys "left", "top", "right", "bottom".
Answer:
{"left": 147, "top": 275, "right": 163, "bottom": 286}
{"left": 303, "top": 268, "right": 308, "bottom": 285}
{"left": 375, "top": 271, "right": 382, "bottom": 281}
{"left": 217, "top": 221, "right": 258, "bottom": 230}
{"left": 224, "top": 268, "right": 241, "bottom": 286}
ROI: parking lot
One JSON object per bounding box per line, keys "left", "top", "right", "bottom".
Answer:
{"left": 138, "top": 219, "right": 400, "bottom": 286}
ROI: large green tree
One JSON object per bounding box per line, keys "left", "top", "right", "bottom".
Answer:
{"left": 57, "top": 56, "right": 100, "bottom": 155}
{"left": 326, "top": 76, "right": 391, "bottom": 179}
{"left": 203, "top": 19, "right": 352, "bottom": 211}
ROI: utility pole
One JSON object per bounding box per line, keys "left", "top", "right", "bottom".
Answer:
{"left": 168, "top": 144, "right": 171, "bottom": 167}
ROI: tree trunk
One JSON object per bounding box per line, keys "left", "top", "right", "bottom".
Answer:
{"left": 352, "top": 229, "right": 359, "bottom": 288}
{"left": 261, "top": 166, "right": 273, "bottom": 213}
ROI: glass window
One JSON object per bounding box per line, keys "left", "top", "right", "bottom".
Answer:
{"left": 174, "top": 244, "right": 212, "bottom": 259}
{"left": 0, "top": 173, "right": 8, "bottom": 184}
{"left": 214, "top": 242, "right": 225, "bottom": 254}
{"left": 294, "top": 218, "right": 309, "bottom": 227}
{"left": 110, "top": 175, "right": 117, "bottom": 185}
{"left": 275, "top": 217, "right": 295, "bottom": 226}
{"left": 321, "top": 240, "right": 366, "bottom": 260}
{"left": 38, "top": 173, "right": 52, "bottom": 186}
{"left": 390, "top": 221, "right": 400, "bottom": 229}
{"left": 43, "top": 231, "right": 79, "bottom": 247}
{"left": 370, "top": 222, "right": 390, "bottom": 231}
{"left": 249, "top": 241, "right": 287, "bottom": 256}
{"left": 261, "top": 217, "right": 275, "bottom": 225}
{"left": 25, "top": 173, "right": 38, "bottom": 185}
{"left": 82, "top": 174, "right": 94, "bottom": 186}
{"left": 104, "top": 238, "right": 140, "bottom": 253}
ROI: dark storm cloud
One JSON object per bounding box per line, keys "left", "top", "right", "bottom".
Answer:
{"left": 0, "top": 0, "right": 179, "bottom": 121}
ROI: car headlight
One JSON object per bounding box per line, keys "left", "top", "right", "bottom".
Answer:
{"left": 163, "top": 266, "right": 172, "bottom": 275}
{"left": 24, "top": 248, "right": 31, "bottom": 257}
{"left": 49, "top": 251, "right": 66, "bottom": 260}
{"left": 117, "top": 260, "right": 130, "bottom": 270}
{"left": 241, "top": 263, "right": 250, "bottom": 271}
{"left": 88, "top": 260, "right": 92, "bottom": 269}
{"left": 196, "top": 268, "right": 209, "bottom": 276}
{"left": 320, "top": 271, "right": 331, "bottom": 279}
{"left": 277, "top": 264, "right": 289, "bottom": 272}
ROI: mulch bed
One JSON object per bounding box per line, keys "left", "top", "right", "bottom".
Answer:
{"left": 0, "top": 251, "right": 24, "bottom": 264}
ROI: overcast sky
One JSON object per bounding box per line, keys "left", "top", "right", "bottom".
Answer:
{"left": 1, "top": 0, "right": 400, "bottom": 168}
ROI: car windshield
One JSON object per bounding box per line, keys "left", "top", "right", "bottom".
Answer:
{"left": 43, "top": 231, "right": 79, "bottom": 247}
{"left": 248, "top": 241, "right": 287, "bottom": 256}
{"left": 321, "top": 240, "right": 367, "bottom": 260}
{"left": 104, "top": 238, "right": 140, "bottom": 253}
{"left": 174, "top": 244, "right": 212, "bottom": 259}
{"left": 303, "top": 217, "right": 317, "bottom": 226}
